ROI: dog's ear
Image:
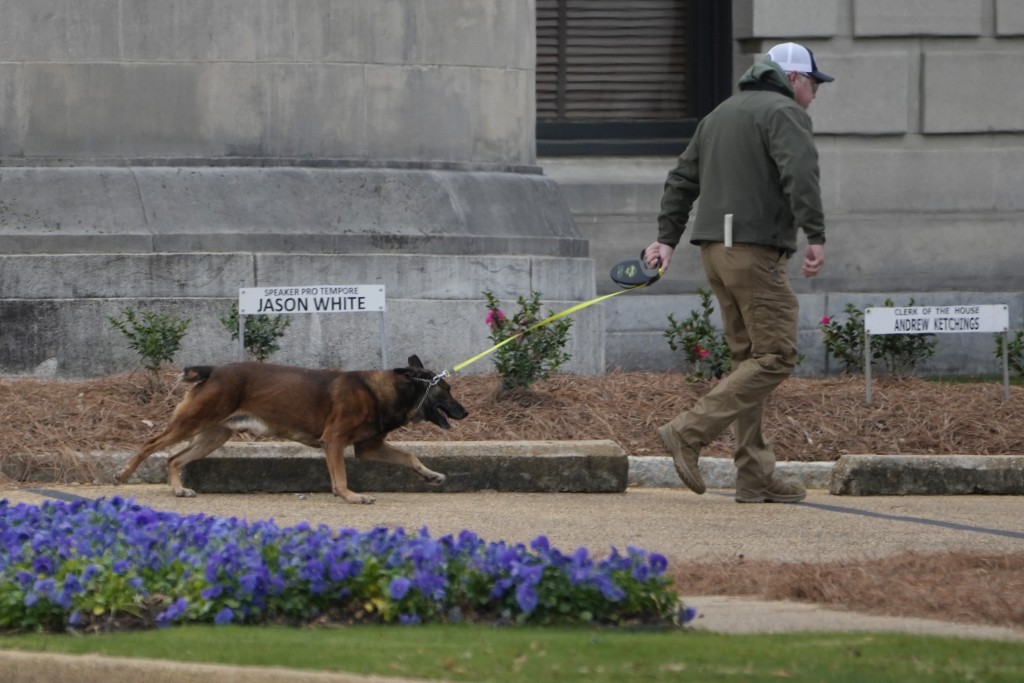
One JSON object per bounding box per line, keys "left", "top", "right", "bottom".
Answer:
{"left": 407, "top": 355, "right": 424, "bottom": 369}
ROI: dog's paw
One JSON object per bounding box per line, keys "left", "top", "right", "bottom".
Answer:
{"left": 336, "top": 490, "right": 376, "bottom": 505}
{"left": 173, "top": 487, "right": 198, "bottom": 498}
{"left": 424, "top": 471, "right": 447, "bottom": 486}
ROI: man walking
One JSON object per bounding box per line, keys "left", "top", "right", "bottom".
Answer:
{"left": 644, "top": 42, "right": 833, "bottom": 503}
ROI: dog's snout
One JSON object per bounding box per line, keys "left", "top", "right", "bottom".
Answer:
{"left": 446, "top": 399, "right": 469, "bottom": 420}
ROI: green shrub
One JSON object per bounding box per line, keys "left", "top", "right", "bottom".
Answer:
{"left": 819, "top": 303, "right": 867, "bottom": 374}
{"left": 220, "top": 303, "right": 291, "bottom": 362}
{"left": 664, "top": 288, "right": 730, "bottom": 381}
{"left": 108, "top": 308, "right": 190, "bottom": 388}
{"left": 482, "top": 291, "right": 572, "bottom": 392}
{"left": 994, "top": 330, "right": 1024, "bottom": 377}
{"left": 820, "top": 298, "right": 937, "bottom": 377}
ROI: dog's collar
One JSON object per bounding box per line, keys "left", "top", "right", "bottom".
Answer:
{"left": 411, "top": 374, "right": 444, "bottom": 413}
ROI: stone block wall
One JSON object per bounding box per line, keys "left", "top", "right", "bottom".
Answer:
{"left": 0, "top": 0, "right": 534, "bottom": 164}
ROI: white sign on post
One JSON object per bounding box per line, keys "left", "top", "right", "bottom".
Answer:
{"left": 237, "top": 285, "right": 387, "bottom": 367}
{"left": 864, "top": 304, "right": 1008, "bottom": 335}
{"left": 238, "top": 285, "right": 385, "bottom": 315}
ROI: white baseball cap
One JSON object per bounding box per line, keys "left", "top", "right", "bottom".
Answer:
{"left": 764, "top": 42, "right": 834, "bottom": 83}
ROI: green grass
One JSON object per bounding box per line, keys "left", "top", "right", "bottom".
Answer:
{"left": 3, "top": 625, "right": 1023, "bottom": 682}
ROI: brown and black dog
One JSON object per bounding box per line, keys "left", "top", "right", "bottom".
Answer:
{"left": 115, "top": 355, "right": 468, "bottom": 504}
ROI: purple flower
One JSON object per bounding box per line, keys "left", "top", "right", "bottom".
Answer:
{"left": 513, "top": 562, "right": 543, "bottom": 586}
{"left": 530, "top": 536, "right": 550, "bottom": 553}
{"left": 594, "top": 576, "right": 626, "bottom": 602}
{"left": 214, "top": 607, "right": 234, "bottom": 625}
{"left": 31, "top": 556, "right": 55, "bottom": 575}
{"left": 389, "top": 576, "right": 411, "bottom": 600}
{"left": 238, "top": 571, "right": 264, "bottom": 594}
{"left": 62, "top": 573, "right": 83, "bottom": 594}
{"left": 156, "top": 597, "right": 188, "bottom": 628}
{"left": 201, "top": 584, "right": 223, "bottom": 600}
{"left": 412, "top": 570, "right": 446, "bottom": 601}
{"left": 515, "top": 583, "right": 538, "bottom": 613}
{"left": 329, "top": 560, "right": 361, "bottom": 582}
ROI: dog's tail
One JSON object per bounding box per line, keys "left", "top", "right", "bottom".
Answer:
{"left": 182, "top": 365, "right": 214, "bottom": 383}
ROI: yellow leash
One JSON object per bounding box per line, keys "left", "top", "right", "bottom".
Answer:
{"left": 437, "top": 276, "right": 658, "bottom": 379}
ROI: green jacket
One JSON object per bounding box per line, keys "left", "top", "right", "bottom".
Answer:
{"left": 657, "top": 59, "right": 826, "bottom": 254}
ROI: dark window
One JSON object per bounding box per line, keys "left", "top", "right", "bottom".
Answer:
{"left": 536, "top": 0, "right": 732, "bottom": 156}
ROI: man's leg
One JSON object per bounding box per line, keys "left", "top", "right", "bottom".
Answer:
{"left": 708, "top": 282, "right": 778, "bottom": 491}
{"left": 661, "top": 244, "right": 799, "bottom": 495}
{"left": 733, "top": 399, "right": 776, "bottom": 491}
{"left": 711, "top": 244, "right": 803, "bottom": 502}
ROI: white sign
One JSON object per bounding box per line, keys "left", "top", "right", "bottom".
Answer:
{"left": 864, "top": 304, "right": 1008, "bottom": 335}
{"left": 238, "top": 285, "right": 386, "bottom": 315}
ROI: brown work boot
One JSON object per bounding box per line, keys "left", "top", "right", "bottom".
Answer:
{"left": 735, "top": 476, "right": 806, "bottom": 504}
{"left": 657, "top": 424, "right": 705, "bottom": 494}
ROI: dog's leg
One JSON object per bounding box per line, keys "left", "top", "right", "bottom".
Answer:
{"left": 116, "top": 424, "right": 199, "bottom": 486}
{"left": 354, "top": 438, "right": 446, "bottom": 486}
{"left": 165, "top": 426, "right": 233, "bottom": 497}
{"left": 324, "top": 440, "right": 376, "bottom": 504}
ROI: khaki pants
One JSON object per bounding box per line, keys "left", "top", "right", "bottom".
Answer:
{"left": 667, "top": 243, "right": 799, "bottom": 490}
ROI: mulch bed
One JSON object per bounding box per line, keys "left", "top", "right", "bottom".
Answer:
{"left": 671, "top": 551, "right": 1024, "bottom": 630}
{"left": 1, "top": 370, "right": 1021, "bottom": 464}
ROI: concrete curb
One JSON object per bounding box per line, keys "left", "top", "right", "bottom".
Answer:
{"left": 829, "top": 454, "right": 1024, "bottom": 495}
{"left": 5, "top": 442, "right": 1024, "bottom": 495}
{"left": 181, "top": 441, "right": 629, "bottom": 494}
{"left": 627, "top": 456, "right": 834, "bottom": 490}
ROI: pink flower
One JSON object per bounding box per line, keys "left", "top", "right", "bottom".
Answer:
{"left": 695, "top": 346, "right": 710, "bottom": 359}
{"left": 820, "top": 315, "right": 831, "bottom": 325}
{"left": 485, "top": 309, "right": 506, "bottom": 329}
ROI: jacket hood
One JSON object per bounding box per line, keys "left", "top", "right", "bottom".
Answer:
{"left": 737, "top": 60, "right": 794, "bottom": 97}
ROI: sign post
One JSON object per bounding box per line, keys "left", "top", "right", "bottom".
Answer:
{"left": 237, "top": 285, "right": 387, "bottom": 368}
{"left": 863, "top": 304, "right": 1010, "bottom": 404}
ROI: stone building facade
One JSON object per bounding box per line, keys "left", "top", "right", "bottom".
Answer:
{"left": 0, "top": 0, "right": 1020, "bottom": 378}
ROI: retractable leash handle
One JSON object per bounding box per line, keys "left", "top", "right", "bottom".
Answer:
{"left": 609, "top": 250, "right": 662, "bottom": 289}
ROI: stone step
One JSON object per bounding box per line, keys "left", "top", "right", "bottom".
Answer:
{"left": 179, "top": 441, "right": 630, "bottom": 494}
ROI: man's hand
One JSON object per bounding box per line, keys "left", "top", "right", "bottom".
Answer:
{"left": 802, "top": 244, "right": 824, "bottom": 277}
{"left": 643, "top": 241, "right": 674, "bottom": 273}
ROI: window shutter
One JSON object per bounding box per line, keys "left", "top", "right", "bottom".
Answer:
{"left": 537, "top": 0, "right": 691, "bottom": 122}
